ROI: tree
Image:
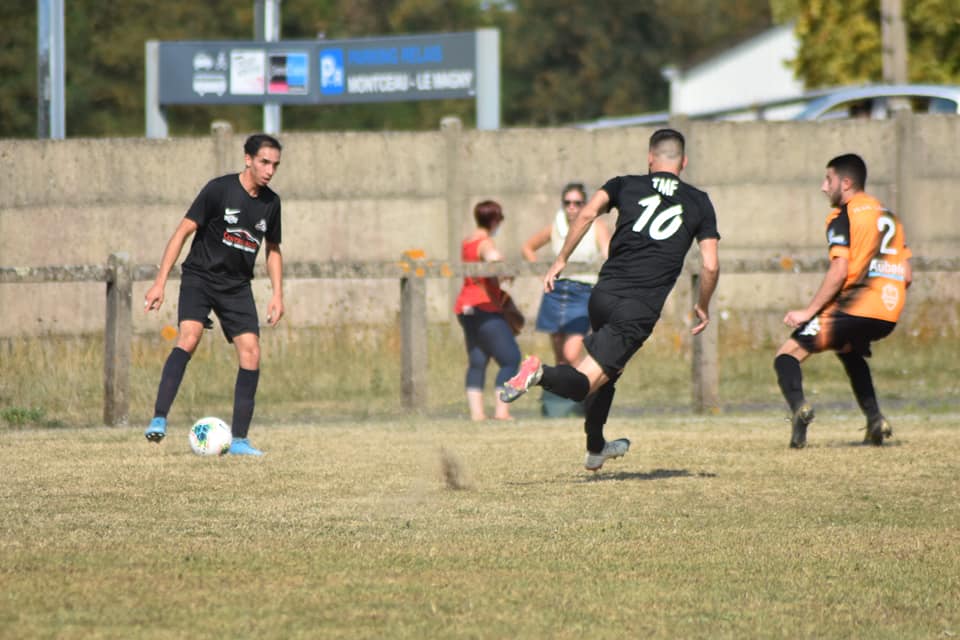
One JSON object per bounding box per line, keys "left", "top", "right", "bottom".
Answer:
{"left": 771, "top": 0, "right": 960, "bottom": 88}
{"left": 0, "top": 1, "right": 40, "bottom": 137}
{"left": 502, "top": 0, "right": 772, "bottom": 125}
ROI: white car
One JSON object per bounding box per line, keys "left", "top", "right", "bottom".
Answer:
{"left": 793, "top": 84, "right": 960, "bottom": 120}
{"left": 574, "top": 84, "right": 960, "bottom": 129}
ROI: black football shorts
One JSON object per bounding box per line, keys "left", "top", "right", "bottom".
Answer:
{"left": 792, "top": 310, "right": 895, "bottom": 357}
{"left": 178, "top": 274, "right": 259, "bottom": 343}
{"left": 582, "top": 289, "right": 660, "bottom": 377}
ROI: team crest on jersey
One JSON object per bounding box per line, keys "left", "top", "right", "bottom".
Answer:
{"left": 881, "top": 284, "right": 899, "bottom": 310}
{"left": 255, "top": 218, "right": 267, "bottom": 232}
{"left": 224, "top": 207, "right": 241, "bottom": 224}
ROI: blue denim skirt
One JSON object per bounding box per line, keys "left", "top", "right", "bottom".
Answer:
{"left": 534, "top": 279, "right": 592, "bottom": 335}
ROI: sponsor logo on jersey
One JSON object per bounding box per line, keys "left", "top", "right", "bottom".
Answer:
{"left": 224, "top": 207, "right": 241, "bottom": 224}
{"left": 222, "top": 228, "right": 260, "bottom": 253}
{"left": 881, "top": 284, "right": 900, "bottom": 310}
{"left": 868, "top": 258, "right": 906, "bottom": 281}
{"left": 255, "top": 218, "right": 267, "bottom": 232}
{"left": 652, "top": 176, "right": 679, "bottom": 197}
{"left": 827, "top": 229, "right": 847, "bottom": 246}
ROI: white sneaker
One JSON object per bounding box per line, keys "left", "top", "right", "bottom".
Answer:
{"left": 584, "top": 438, "right": 630, "bottom": 471}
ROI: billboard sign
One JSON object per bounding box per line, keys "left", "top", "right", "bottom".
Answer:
{"left": 158, "top": 32, "right": 477, "bottom": 106}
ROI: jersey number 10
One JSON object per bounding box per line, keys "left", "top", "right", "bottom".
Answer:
{"left": 632, "top": 195, "right": 685, "bottom": 240}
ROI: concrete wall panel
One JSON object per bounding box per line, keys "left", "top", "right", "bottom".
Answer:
{"left": 2, "top": 115, "right": 958, "bottom": 337}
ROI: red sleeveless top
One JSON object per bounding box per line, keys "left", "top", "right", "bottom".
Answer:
{"left": 454, "top": 237, "right": 504, "bottom": 314}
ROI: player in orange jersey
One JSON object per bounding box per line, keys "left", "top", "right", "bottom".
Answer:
{"left": 775, "top": 154, "right": 912, "bottom": 448}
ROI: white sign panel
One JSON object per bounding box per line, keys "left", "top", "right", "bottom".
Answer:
{"left": 230, "top": 50, "right": 266, "bottom": 95}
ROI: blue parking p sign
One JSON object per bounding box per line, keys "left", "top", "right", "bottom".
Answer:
{"left": 320, "top": 48, "right": 344, "bottom": 95}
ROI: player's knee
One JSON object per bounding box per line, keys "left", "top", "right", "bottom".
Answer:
{"left": 234, "top": 339, "right": 260, "bottom": 368}
{"left": 176, "top": 334, "right": 201, "bottom": 354}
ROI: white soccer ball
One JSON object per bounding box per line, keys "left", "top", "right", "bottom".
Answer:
{"left": 188, "top": 417, "right": 232, "bottom": 456}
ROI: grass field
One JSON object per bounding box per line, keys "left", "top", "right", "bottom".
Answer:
{"left": 2, "top": 413, "right": 959, "bottom": 639}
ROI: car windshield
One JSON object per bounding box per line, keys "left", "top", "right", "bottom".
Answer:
{"left": 801, "top": 92, "right": 960, "bottom": 120}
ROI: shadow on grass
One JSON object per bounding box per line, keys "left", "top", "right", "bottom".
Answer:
{"left": 821, "top": 439, "right": 905, "bottom": 449}
{"left": 580, "top": 468, "right": 718, "bottom": 482}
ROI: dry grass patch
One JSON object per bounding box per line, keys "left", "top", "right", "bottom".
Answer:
{"left": 1, "top": 413, "right": 959, "bottom": 638}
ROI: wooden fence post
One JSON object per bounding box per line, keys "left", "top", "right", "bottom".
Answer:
{"left": 104, "top": 253, "right": 132, "bottom": 426}
{"left": 399, "top": 252, "right": 428, "bottom": 410}
{"left": 691, "top": 273, "right": 719, "bottom": 413}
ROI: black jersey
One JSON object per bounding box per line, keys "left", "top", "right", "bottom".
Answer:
{"left": 181, "top": 174, "right": 282, "bottom": 287}
{"left": 594, "top": 172, "right": 719, "bottom": 306}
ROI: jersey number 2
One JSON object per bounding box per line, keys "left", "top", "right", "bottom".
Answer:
{"left": 632, "top": 195, "right": 684, "bottom": 240}
{"left": 877, "top": 215, "right": 898, "bottom": 255}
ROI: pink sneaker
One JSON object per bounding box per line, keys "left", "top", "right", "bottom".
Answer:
{"left": 499, "top": 355, "right": 543, "bottom": 403}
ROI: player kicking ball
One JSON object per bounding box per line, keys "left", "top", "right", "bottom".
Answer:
{"left": 501, "top": 129, "right": 720, "bottom": 471}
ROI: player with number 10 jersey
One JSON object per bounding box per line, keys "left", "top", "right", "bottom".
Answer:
{"left": 595, "top": 172, "right": 720, "bottom": 312}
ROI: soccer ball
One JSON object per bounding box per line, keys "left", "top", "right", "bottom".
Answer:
{"left": 188, "top": 417, "right": 232, "bottom": 456}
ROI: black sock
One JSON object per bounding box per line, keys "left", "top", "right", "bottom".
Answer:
{"left": 540, "top": 364, "right": 590, "bottom": 402}
{"left": 231, "top": 368, "right": 260, "bottom": 439}
{"left": 774, "top": 354, "right": 805, "bottom": 413}
{"left": 584, "top": 381, "right": 617, "bottom": 453}
{"left": 154, "top": 347, "right": 191, "bottom": 418}
{"left": 837, "top": 352, "right": 881, "bottom": 421}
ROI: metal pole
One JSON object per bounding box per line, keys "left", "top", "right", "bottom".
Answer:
{"left": 37, "top": 0, "right": 66, "bottom": 139}
{"left": 474, "top": 28, "right": 500, "bottom": 130}
{"left": 145, "top": 41, "right": 169, "bottom": 138}
{"left": 263, "top": 0, "right": 281, "bottom": 134}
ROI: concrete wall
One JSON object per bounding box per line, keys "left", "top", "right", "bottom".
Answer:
{"left": 2, "top": 114, "right": 959, "bottom": 338}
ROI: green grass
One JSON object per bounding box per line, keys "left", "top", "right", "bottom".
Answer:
{"left": 1, "top": 414, "right": 959, "bottom": 638}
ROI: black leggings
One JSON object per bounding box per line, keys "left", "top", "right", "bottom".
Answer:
{"left": 458, "top": 311, "right": 521, "bottom": 390}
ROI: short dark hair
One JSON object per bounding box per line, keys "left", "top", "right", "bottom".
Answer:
{"left": 561, "top": 182, "right": 587, "bottom": 200}
{"left": 827, "top": 153, "right": 867, "bottom": 190}
{"left": 244, "top": 133, "right": 282, "bottom": 157}
{"left": 649, "top": 128, "right": 685, "bottom": 155}
{"left": 474, "top": 200, "right": 504, "bottom": 230}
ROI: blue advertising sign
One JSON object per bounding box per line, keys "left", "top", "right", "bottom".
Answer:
{"left": 158, "top": 32, "right": 478, "bottom": 106}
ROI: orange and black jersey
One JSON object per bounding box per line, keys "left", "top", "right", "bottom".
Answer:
{"left": 824, "top": 192, "right": 911, "bottom": 323}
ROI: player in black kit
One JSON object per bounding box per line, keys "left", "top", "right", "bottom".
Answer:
{"left": 143, "top": 134, "right": 285, "bottom": 456}
{"left": 501, "top": 129, "right": 720, "bottom": 471}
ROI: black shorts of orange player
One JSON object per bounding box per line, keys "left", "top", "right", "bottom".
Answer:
{"left": 791, "top": 310, "right": 895, "bottom": 357}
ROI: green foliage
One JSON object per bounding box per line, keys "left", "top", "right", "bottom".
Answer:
{"left": 502, "top": 0, "right": 772, "bottom": 125}
{"left": 0, "top": 1, "right": 39, "bottom": 136}
{"left": 774, "top": 0, "right": 960, "bottom": 88}
{"left": 908, "top": 0, "right": 960, "bottom": 83}
{"left": 0, "top": 406, "right": 46, "bottom": 427}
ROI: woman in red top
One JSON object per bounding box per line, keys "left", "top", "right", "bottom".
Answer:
{"left": 454, "top": 200, "right": 522, "bottom": 420}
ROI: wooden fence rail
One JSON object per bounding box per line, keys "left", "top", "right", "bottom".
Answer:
{"left": 2, "top": 254, "right": 957, "bottom": 425}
